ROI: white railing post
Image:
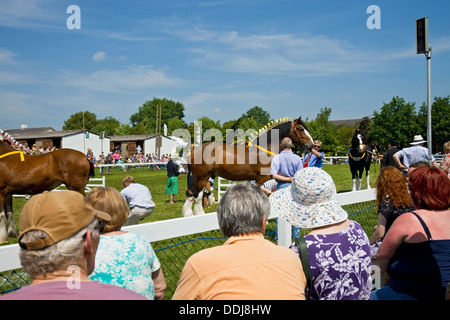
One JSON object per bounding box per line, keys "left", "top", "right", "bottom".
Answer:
{"left": 276, "top": 218, "right": 292, "bottom": 248}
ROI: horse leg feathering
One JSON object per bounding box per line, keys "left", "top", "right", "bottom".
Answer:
{"left": 182, "top": 197, "right": 194, "bottom": 217}
{"left": 0, "top": 211, "right": 7, "bottom": 243}
{"left": 4, "top": 194, "right": 17, "bottom": 238}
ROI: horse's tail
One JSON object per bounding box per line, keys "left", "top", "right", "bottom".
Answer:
{"left": 88, "top": 160, "right": 95, "bottom": 178}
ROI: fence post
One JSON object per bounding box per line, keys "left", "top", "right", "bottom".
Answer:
{"left": 277, "top": 218, "right": 292, "bottom": 248}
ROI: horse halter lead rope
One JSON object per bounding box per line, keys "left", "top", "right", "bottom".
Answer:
{"left": 0, "top": 151, "right": 25, "bottom": 162}
{"left": 348, "top": 149, "right": 366, "bottom": 162}
{"left": 248, "top": 142, "right": 278, "bottom": 156}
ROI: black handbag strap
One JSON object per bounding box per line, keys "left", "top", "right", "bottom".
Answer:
{"left": 295, "top": 236, "right": 312, "bottom": 299}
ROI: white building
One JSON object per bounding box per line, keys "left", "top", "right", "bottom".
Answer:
{"left": 109, "top": 134, "right": 180, "bottom": 158}
{"left": 3, "top": 127, "right": 182, "bottom": 159}
{"left": 62, "top": 131, "right": 110, "bottom": 156}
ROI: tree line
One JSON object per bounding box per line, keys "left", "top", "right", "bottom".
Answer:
{"left": 63, "top": 95, "right": 450, "bottom": 155}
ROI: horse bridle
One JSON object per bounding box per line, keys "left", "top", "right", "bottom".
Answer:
{"left": 290, "top": 121, "right": 312, "bottom": 147}
{"left": 349, "top": 134, "right": 367, "bottom": 161}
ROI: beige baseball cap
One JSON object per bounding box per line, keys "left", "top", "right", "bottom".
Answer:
{"left": 19, "top": 190, "right": 111, "bottom": 250}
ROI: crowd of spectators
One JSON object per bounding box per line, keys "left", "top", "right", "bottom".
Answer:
{"left": 0, "top": 134, "right": 449, "bottom": 301}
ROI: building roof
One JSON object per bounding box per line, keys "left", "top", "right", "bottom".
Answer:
{"left": 108, "top": 133, "right": 156, "bottom": 142}
{"left": 2, "top": 126, "right": 178, "bottom": 142}
{"left": 2, "top": 127, "right": 86, "bottom": 140}
{"left": 109, "top": 134, "right": 175, "bottom": 142}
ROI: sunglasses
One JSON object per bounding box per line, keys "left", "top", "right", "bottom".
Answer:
{"left": 97, "top": 220, "right": 106, "bottom": 233}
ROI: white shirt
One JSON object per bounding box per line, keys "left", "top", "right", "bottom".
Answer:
{"left": 120, "top": 183, "right": 155, "bottom": 209}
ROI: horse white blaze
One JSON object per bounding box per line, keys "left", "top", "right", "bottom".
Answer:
{"left": 357, "top": 134, "right": 364, "bottom": 152}
{"left": 304, "top": 129, "right": 314, "bottom": 146}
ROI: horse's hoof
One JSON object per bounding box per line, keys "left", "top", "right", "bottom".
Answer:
{"left": 8, "top": 230, "right": 18, "bottom": 238}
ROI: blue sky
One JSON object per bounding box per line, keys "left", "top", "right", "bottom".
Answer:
{"left": 1, "top": 0, "right": 449, "bottom": 131}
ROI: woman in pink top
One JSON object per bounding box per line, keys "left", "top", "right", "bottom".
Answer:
{"left": 112, "top": 151, "right": 121, "bottom": 163}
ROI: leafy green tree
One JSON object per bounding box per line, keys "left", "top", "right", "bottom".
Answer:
{"left": 167, "top": 117, "right": 187, "bottom": 136}
{"left": 114, "top": 123, "right": 133, "bottom": 136}
{"left": 92, "top": 116, "right": 121, "bottom": 136}
{"left": 130, "top": 97, "right": 185, "bottom": 133}
{"left": 417, "top": 96, "right": 450, "bottom": 153}
{"left": 187, "top": 117, "right": 222, "bottom": 143}
{"left": 129, "top": 122, "right": 148, "bottom": 135}
{"left": 63, "top": 111, "right": 97, "bottom": 131}
{"left": 370, "top": 96, "right": 419, "bottom": 150}
{"left": 306, "top": 107, "right": 342, "bottom": 155}
{"left": 230, "top": 117, "right": 258, "bottom": 143}
{"left": 237, "top": 106, "right": 271, "bottom": 129}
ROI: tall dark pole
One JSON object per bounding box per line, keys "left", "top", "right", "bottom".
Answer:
{"left": 155, "top": 104, "right": 161, "bottom": 158}
{"left": 416, "top": 17, "right": 432, "bottom": 164}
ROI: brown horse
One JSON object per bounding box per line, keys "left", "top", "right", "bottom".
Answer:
{"left": 187, "top": 117, "right": 313, "bottom": 197}
{"left": 0, "top": 140, "right": 94, "bottom": 242}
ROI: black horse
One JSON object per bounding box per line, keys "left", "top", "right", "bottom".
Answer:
{"left": 348, "top": 128, "right": 372, "bottom": 191}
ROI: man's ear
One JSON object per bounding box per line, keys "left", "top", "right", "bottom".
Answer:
{"left": 83, "top": 230, "right": 94, "bottom": 255}
{"left": 262, "top": 217, "right": 267, "bottom": 234}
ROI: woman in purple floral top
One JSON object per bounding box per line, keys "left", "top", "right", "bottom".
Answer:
{"left": 270, "top": 167, "right": 372, "bottom": 300}
{"left": 290, "top": 220, "right": 372, "bottom": 299}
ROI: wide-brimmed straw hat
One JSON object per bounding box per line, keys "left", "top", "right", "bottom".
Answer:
{"left": 410, "top": 135, "right": 426, "bottom": 145}
{"left": 269, "top": 167, "right": 347, "bottom": 229}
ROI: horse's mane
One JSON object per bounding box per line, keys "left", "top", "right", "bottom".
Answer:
{"left": 0, "top": 130, "right": 31, "bottom": 153}
{"left": 0, "top": 131, "right": 19, "bottom": 152}
{"left": 249, "top": 117, "right": 293, "bottom": 146}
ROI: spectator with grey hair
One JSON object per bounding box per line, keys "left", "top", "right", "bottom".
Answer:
{"left": 172, "top": 182, "right": 306, "bottom": 300}
{"left": 270, "top": 136, "right": 303, "bottom": 238}
{"left": 0, "top": 191, "right": 147, "bottom": 300}
{"left": 270, "top": 137, "right": 303, "bottom": 190}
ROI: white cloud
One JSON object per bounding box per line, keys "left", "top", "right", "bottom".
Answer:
{"left": 60, "top": 65, "right": 184, "bottom": 93}
{"left": 0, "top": 0, "right": 60, "bottom": 29}
{"left": 159, "top": 20, "right": 418, "bottom": 76}
{"left": 0, "top": 70, "right": 40, "bottom": 84}
{"left": 188, "top": 31, "right": 380, "bottom": 76}
{"left": 92, "top": 51, "right": 107, "bottom": 62}
{"left": 0, "top": 49, "right": 17, "bottom": 64}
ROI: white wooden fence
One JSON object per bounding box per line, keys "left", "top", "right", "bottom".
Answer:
{"left": 0, "top": 188, "right": 376, "bottom": 273}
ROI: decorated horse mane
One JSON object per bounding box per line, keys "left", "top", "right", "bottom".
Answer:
{"left": 0, "top": 130, "right": 32, "bottom": 154}
{"left": 0, "top": 131, "right": 21, "bottom": 151}
{"left": 248, "top": 117, "right": 293, "bottom": 146}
